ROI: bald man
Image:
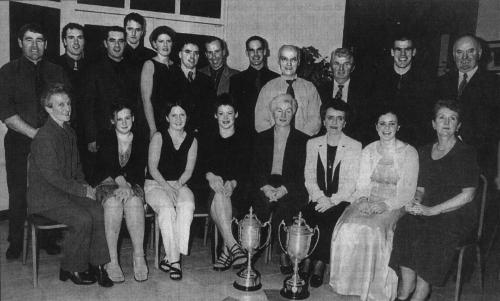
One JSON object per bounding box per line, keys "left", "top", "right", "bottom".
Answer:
{"left": 254, "top": 45, "right": 321, "bottom": 136}
{"left": 437, "top": 34, "right": 500, "bottom": 178}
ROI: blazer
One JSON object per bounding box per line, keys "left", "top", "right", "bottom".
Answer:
{"left": 92, "top": 129, "right": 147, "bottom": 187}
{"left": 304, "top": 133, "right": 362, "bottom": 204}
{"left": 200, "top": 64, "right": 239, "bottom": 95}
{"left": 28, "top": 117, "right": 87, "bottom": 214}
{"left": 252, "top": 127, "right": 309, "bottom": 209}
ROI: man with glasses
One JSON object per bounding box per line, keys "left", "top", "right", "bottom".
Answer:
{"left": 230, "top": 36, "right": 279, "bottom": 137}
{"left": 318, "top": 48, "right": 371, "bottom": 144}
{"left": 254, "top": 44, "right": 321, "bottom": 136}
{"left": 200, "top": 37, "right": 238, "bottom": 96}
{"left": 371, "top": 35, "right": 434, "bottom": 146}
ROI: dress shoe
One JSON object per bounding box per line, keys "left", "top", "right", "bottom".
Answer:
{"left": 90, "top": 264, "right": 114, "bottom": 287}
{"left": 6, "top": 246, "right": 21, "bottom": 260}
{"left": 310, "top": 274, "right": 324, "bottom": 288}
{"left": 59, "top": 269, "right": 96, "bottom": 285}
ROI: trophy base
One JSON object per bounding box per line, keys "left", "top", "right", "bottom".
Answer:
{"left": 280, "top": 274, "right": 309, "bottom": 300}
{"left": 233, "top": 267, "right": 262, "bottom": 292}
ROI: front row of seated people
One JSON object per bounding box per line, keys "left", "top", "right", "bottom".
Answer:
{"left": 29, "top": 84, "right": 479, "bottom": 301}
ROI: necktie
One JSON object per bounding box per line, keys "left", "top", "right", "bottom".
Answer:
{"left": 458, "top": 73, "right": 468, "bottom": 98}
{"left": 73, "top": 60, "right": 78, "bottom": 71}
{"left": 286, "top": 79, "right": 295, "bottom": 98}
{"left": 335, "top": 84, "right": 344, "bottom": 99}
{"left": 34, "top": 63, "right": 46, "bottom": 126}
{"left": 255, "top": 70, "right": 262, "bottom": 92}
{"left": 188, "top": 71, "right": 194, "bottom": 83}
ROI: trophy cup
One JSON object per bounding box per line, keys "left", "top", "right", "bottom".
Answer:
{"left": 279, "top": 212, "right": 319, "bottom": 300}
{"left": 232, "top": 207, "right": 271, "bottom": 291}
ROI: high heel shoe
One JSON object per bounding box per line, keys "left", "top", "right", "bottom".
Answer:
{"left": 105, "top": 262, "right": 124, "bottom": 283}
{"left": 59, "top": 269, "right": 96, "bottom": 285}
{"left": 90, "top": 264, "right": 114, "bottom": 287}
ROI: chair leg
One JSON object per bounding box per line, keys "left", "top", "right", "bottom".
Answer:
{"left": 154, "top": 214, "right": 160, "bottom": 269}
{"left": 476, "top": 245, "right": 483, "bottom": 291}
{"left": 32, "top": 225, "right": 38, "bottom": 288}
{"left": 455, "top": 248, "right": 466, "bottom": 301}
{"left": 149, "top": 218, "right": 155, "bottom": 251}
{"left": 214, "top": 224, "right": 219, "bottom": 264}
{"left": 203, "top": 217, "right": 209, "bottom": 246}
{"left": 22, "top": 220, "right": 28, "bottom": 265}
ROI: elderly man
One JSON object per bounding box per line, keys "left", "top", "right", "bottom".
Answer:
{"left": 28, "top": 84, "right": 112, "bottom": 287}
{"left": 83, "top": 26, "right": 139, "bottom": 153}
{"left": 255, "top": 45, "right": 321, "bottom": 136}
{"left": 371, "top": 35, "right": 434, "bottom": 146}
{"left": 318, "top": 48, "right": 371, "bottom": 143}
{"left": 123, "top": 12, "right": 155, "bottom": 68}
{"left": 437, "top": 34, "right": 500, "bottom": 178}
{"left": 230, "top": 36, "right": 279, "bottom": 137}
{"left": 0, "top": 23, "right": 69, "bottom": 259}
{"left": 200, "top": 37, "right": 238, "bottom": 96}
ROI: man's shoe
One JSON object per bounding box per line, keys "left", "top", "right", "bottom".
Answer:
{"left": 6, "top": 246, "right": 21, "bottom": 260}
{"left": 91, "top": 265, "right": 114, "bottom": 287}
{"left": 59, "top": 269, "right": 96, "bottom": 285}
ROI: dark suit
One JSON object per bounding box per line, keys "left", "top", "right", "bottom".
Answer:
{"left": 83, "top": 56, "right": 140, "bottom": 145}
{"left": 437, "top": 68, "right": 500, "bottom": 177}
{"left": 200, "top": 64, "right": 239, "bottom": 96}
{"left": 317, "top": 74, "right": 371, "bottom": 143}
{"left": 28, "top": 117, "right": 109, "bottom": 272}
{"left": 230, "top": 66, "right": 279, "bottom": 137}
{"left": 251, "top": 128, "right": 309, "bottom": 249}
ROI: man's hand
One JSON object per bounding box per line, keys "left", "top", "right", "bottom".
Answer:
{"left": 88, "top": 141, "right": 98, "bottom": 153}
{"left": 314, "top": 196, "right": 333, "bottom": 213}
{"left": 85, "top": 185, "right": 96, "bottom": 200}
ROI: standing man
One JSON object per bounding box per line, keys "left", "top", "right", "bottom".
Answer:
{"left": 371, "top": 35, "right": 434, "bottom": 146}
{"left": 123, "top": 12, "right": 156, "bottom": 69}
{"left": 0, "top": 23, "right": 69, "bottom": 259}
{"left": 171, "top": 41, "right": 216, "bottom": 135}
{"left": 437, "top": 34, "right": 500, "bottom": 178}
{"left": 54, "top": 23, "right": 91, "bottom": 178}
{"left": 200, "top": 37, "right": 239, "bottom": 96}
{"left": 230, "top": 36, "right": 279, "bottom": 137}
{"left": 255, "top": 45, "right": 321, "bottom": 136}
{"left": 317, "top": 48, "right": 371, "bottom": 143}
{"left": 83, "top": 26, "right": 139, "bottom": 154}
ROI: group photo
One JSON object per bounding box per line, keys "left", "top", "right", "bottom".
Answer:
{"left": 1, "top": 0, "right": 500, "bottom": 301}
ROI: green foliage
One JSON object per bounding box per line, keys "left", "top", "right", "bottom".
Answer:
{"left": 297, "top": 46, "right": 332, "bottom": 88}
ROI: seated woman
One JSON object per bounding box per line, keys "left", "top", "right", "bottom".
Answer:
{"left": 205, "top": 94, "right": 250, "bottom": 271}
{"left": 390, "top": 100, "right": 479, "bottom": 301}
{"left": 329, "top": 109, "right": 419, "bottom": 301}
{"left": 301, "top": 98, "right": 362, "bottom": 287}
{"left": 251, "top": 93, "right": 309, "bottom": 273}
{"left": 145, "top": 102, "right": 197, "bottom": 281}
{"left": 93, "top": 104, "right": 148, "bottom": 283}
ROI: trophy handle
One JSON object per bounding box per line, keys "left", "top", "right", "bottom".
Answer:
{"left": 230, "top": 218, "right": 242, "bottom": 248}
{"left": 306, "top": 225, "right": 320, "bottom": 258}
{"left": 278, "top": 220, "right": 287, "bottom": 254}
{"left": 257, "top": 220, "right": 272, "bottom": 251}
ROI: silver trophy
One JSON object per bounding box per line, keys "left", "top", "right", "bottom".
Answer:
{"left": 279, "top": 212, "right": 319, "bottom": 299}
{"left": 232, "top": 207, "right": 271, "bottom": 291}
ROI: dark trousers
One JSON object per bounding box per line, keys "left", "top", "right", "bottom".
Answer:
{"left": 37, "top": 196, "right": 110, "bottom": 272}
{"left": 301, "top": 201, "right": 349, "bottom": 262}
{"left": 4, "top": 131, "right": 31, "bottom": 251}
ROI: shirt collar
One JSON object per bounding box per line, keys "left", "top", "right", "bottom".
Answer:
{"left": 180, "top": 64, "right": 196, "bottom": 79}
{"left": 459, "top": 65, "right": 478, "bottom": 81}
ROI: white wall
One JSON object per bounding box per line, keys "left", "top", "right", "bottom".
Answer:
{"left": 225, "top": 0, "right": 346, "bottom": 72}
{"left": 476, "top": 0, "right": 500, "bottom": 41}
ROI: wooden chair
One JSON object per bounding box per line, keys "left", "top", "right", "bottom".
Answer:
{"left": 454, "top": 174, "right": 487, "bottom": 301}
{"left": 22, "top": 214, "right": 68, "bottom": 288}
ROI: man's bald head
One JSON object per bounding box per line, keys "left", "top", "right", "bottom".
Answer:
{"left": 453, "top": 35, "right": 482, "bottom": 73}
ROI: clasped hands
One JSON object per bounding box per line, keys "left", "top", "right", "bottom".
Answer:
{"left": 404, "top": 195, "right": 436, "bottom": 216}
{"left": 260, "top": 185, "right": 287, "bottom": 202}
{"left": 357, "top": 197, "right": 388, "bottom": 215}
{"left": 208, "top": 174, "right": 236, "bottom": 198}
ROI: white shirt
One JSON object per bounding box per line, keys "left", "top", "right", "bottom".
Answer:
{"left": 332, "top": 78, "right": 351, "bottom": 102}
{"left": 180, "top": 64, "right": 196, "bottom": 80}
{"left": 457, "top": 65, "right": 478, "bottom": 89}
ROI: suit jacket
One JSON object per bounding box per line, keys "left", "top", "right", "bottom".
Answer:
{"left": 304, "top": 133, "right": 362, "bottom": 203}
{"left": 200, "top": 64, "right": 239, "bottom": 95}
{"left": 28, "top": 117, "right": 87, "bottom": 214}
{"left": 252, "top": 127, "right": 309, "bottom": 210}
{"left": 317, "top": 75, "right": 371, "bottom": 142}
{"left": 230, "top": 66, "right": 279, "bottom": 135}
{"left": 83, "top": 57, "right": 140, "bottom": 144}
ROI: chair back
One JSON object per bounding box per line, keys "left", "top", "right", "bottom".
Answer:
{"left": 476, "top": 174, "right": 488, "bottom": 241}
